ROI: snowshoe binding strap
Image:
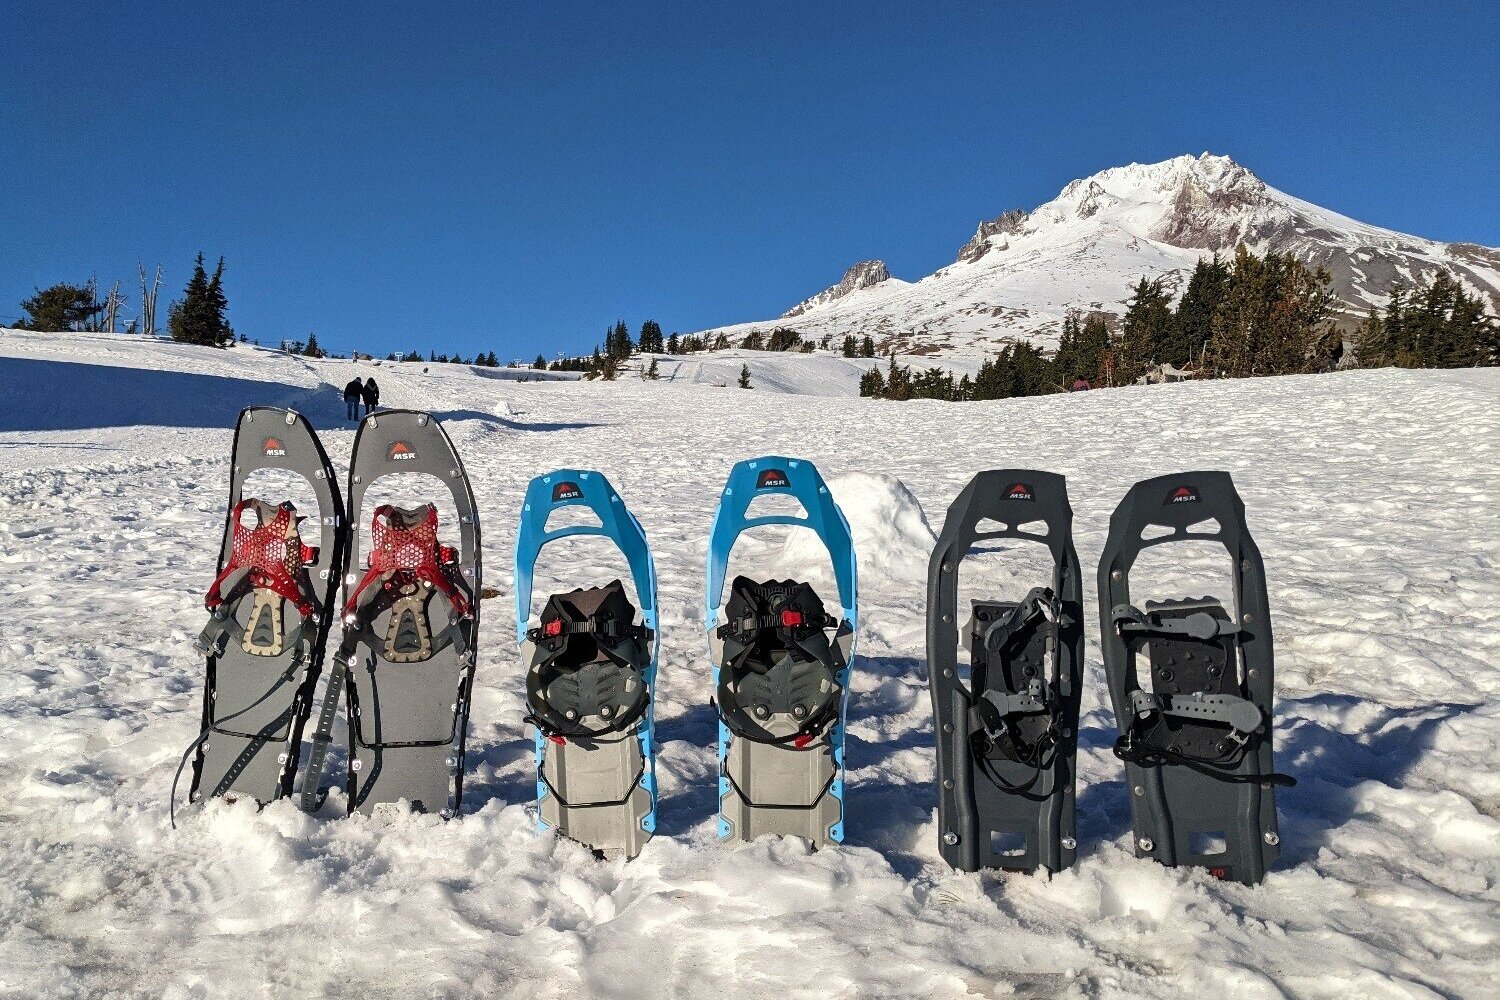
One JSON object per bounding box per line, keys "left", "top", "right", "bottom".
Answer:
{"left": 715, "top": 576, "right": 842, "bottom": 748}
{"left": 204, "top": 499, "right": 319, "bottom": 618}
{"left": 526, "top": 580, "right": 650, "bottom": 740}
{"left": 344, "top": 504, "right": 471, "bottom": 623}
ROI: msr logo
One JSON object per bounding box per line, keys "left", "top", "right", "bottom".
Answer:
{"left": 1006, "top": 482, "right": 1034, "bottom": 502}
{"left": 388, "top": 441, "right": 418, "bottom": 461}
{"left": 262, "top": 437, "right": 286, "bottom": 457}
{"left": 1165, "top": 485, "right": 1200, "bottom": 505}
{"left": 551, "top": 481, "right": 582, "bottom": 502}
{"left": 756, "top": 468, "right": 790, "bottom": 490}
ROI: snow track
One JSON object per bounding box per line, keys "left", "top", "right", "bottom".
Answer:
{"left": 0, "top": 330, "right": 1496, "bottom": 999}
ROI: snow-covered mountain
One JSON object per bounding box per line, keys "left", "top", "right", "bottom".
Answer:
{"left": 693, "top": 153, "right": 1500, "bottom": 353}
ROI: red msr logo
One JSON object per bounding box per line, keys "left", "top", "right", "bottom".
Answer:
{"left": 756, "top": 469, "right": 790, "bottom": 490}
{"left": 262, "top": 437, "right": 286, "bottom": 457}
{"left": 1166, "top": 485, "right": 1199, "bottom": 505}
{"left": 388, "top": 441, "right": 417, "bottom": 461}
{"left": 551, "top": 481, "right": 582, "bottom": 502}
{"left": 1006, "top": 482, "right": 1034, "bottom": 502}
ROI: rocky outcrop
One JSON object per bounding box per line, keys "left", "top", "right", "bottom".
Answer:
{"left": 782, "top": 260, "right": 892, "bottom": 318}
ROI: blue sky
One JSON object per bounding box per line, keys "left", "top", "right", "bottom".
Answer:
{"left": 3, "top": 2, "right": 1496, "bottom": 359}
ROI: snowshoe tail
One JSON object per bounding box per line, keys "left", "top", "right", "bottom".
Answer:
{"left": 927, "top": 471, "right": 1084, "bottom": 874}
{"left": 178, "top": 407, "right": 343, "bottom": 821}
{"left": 305, "top": 410, "right": 481, "bottom": 817}
{"left": 514, "top": 470, "right": 659, "bottom": 858}
{"left": 705, "top": 457, "right": 857, "bottom": 848}
{"left": 1098, "top": 471, "right": 1290, "bottom": 886}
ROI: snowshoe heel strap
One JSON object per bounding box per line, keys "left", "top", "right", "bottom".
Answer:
{"left": 1129, "top": 689, "right": 1263, "bottom": 736}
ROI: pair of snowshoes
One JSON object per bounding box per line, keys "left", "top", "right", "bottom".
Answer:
{"left": 928, "top": 470, "right": 1291, "bottom": 885}
{"left": 514, "top": 457, "right": 857, "bottom": 859}
{"left": 175, "top": 406, "right": 481, "bottom": 823}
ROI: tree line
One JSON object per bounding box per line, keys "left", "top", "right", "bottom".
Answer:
{"left": 860, "top": 245, "right": 1496, "bottom": 402}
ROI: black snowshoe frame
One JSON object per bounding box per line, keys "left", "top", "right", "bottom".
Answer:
{"left": 302, "top": 409, "right": 481, "bottom": 818}
{"left": 1098, "top": 471, "right": 1288, "bottom": 885}
{"left": 180, "top": 406, "right": 344, "bottom": 817}
{"left": 928, "top": 470, "right": 1083, "bottom": 874}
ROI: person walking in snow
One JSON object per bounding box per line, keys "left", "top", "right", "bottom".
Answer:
{"left": 343, "top": 377, "right": 364, "bottom": 420}
{"left": 361, "top": 377, "right": 380, "bottom": 417}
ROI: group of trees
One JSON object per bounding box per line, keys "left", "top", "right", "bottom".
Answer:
{"left": 169, "top": 253, "right": 234, "bottom": 346}
{"left": 1354, "top": 273, "right": 1495, "bottom": 368}
{"left": 12, "top": 255, "right": 218, "bottom": 346}
{"left": 861, "top": 243, "right": 1497, "bottom": 403}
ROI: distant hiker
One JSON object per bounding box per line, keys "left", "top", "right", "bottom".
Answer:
{"left": 361, "top": 377, "right": 380, "bottom": 416}
{"left": 343, "top": 377, "right": 364, "bottom": 420}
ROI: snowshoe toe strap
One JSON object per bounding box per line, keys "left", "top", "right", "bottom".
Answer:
{"left": 1129, "top": 689, "right": 1263, "bottom": 735}
{"left": 981, "top": 587, "right": 1065, "bottom": 654}
{"left": 1113, "top": 604, "right": 1237, "bottom": 642}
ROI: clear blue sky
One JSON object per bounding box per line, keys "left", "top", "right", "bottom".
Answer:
{"left": 3, "top": 2, "right": 1496, "bottom": 359}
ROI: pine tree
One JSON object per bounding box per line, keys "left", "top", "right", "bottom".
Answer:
{"left": 646, "top": 357, "right": 660, "bottom": 380}
{"left": 533, "top": 354, "right": 547, "bottom": 369}
{"left": 16, "top": 283, "right": 103, "bottom": 331}
{"left": 859, "top": 335, "right": 876, "bottom": 358}
{"left": 1169, "top": 255, "right": 1229, "bottom": 366}
{"left": 841, "top": 335, "right": 857, "bottom": 358}
{"left": 740, "top": 330, "right": 764, "bottom": 350}
{"left": 738, "top": 364, "right": 751, "bottom": 388}
{"left": 666, "top": 332, "right": 680, "bottom": 354}
{"left": 1117, "top": 277, "right": 1174, "bottom": 383}
{"left": 712, "top": 332, "right": 729, "bottom": 351}
{"left": 169, "top": 253, "right": 228, "bottom": 346}
{"left": 639, "top": 319, "right": 663, "bottom": 353}
{"left": 303, "top": 333, "right": 324, "bottom": 358}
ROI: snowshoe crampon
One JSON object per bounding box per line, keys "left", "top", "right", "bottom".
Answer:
{"left": 1099, "top": 471, "right": 1293, "bottom": 885}
{"left": 174, "top": 407, "right": 343, "bottom": 823}
{"left": 515, "top": 470, "right": 659, "bottom": 858}
{"left": 706, "top": 457, "right": 857, "bottom": 848}
{"left": 303, "top": 410, "right": 481, "bottom": 818}
{"left": 928, "top": 471, "right": 1083, "bottom": 874}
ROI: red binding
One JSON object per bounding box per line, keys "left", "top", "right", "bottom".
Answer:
{"left": 344, "top": 504, "right": 471, "bottom": 619}
{"left": 204, "top": 500, "right": 317, "bottom": 617}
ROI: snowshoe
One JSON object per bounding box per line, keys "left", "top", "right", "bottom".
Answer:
{"left": 515, "top": 470, "right": 659, "bottom": 858}
{"left": 928, "top": 471, "right": 1083, "bottom": 873}
{"left": 706, "top": 457, "right": 857, "bottom": 848}
{"left": 302, "top": 410, "right": 481, "bottom": 817}
{"left": 173, "top": 407, "right": 343, "bottom": 823}
{"left": 1098, "top": 471, "right": 1293, "bottom": 885}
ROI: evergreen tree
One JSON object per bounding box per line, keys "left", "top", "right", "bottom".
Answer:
{"left": 16, "top": 282, "right": 103, "bottom": 331}
{"left": 712, "top": 332, "right": 729, "bottom": 351}
{"left": 766, "top": 327, "right": 801, "bottom": 351}
{"left": 738, "top": 364, "right": 751, "bottom": 388}
{"left": 639, "top": 319, "right": 664, "bottom": 353}
{"left": 740, "top": 329, "right": 764, "bottom": 350}
{"left": 1206, "top": 246, "right": 1336, "bottom": 378}
{"left": 1117, "top": 276, "right": 1174, "bottom": 383}
{"left": 859, "top": 335, "right": 876, "bottom": 358}
{"left": 841, "top": 335, "right": 857, "bottom": 358}
{"left": 1170, "top": 254, "right": 1229, "bottom": 366}
{"left": 533, "top": 354, "right": 547, "bottom": 369}
{"left": 169, "top": 253, "right": 231, "bottom": 346}
{"left": 666, "top": 332, "right": 680, "bottom": 354}
{"left": 646, "top": 357, "right": 660, "bottom": 380}
{"left": 302, "top": 333, "right": 324, "bottom": 358}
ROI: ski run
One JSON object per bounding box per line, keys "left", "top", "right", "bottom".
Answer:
{"left": 0, "top": 329, "right": 1497, "bottom": 999}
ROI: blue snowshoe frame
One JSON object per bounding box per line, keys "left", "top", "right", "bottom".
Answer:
{"left": 514, "top": 469, "right": 661, "bottom": 842}
{"left": 705, "top": 456, "right": 858, "bottom": 844}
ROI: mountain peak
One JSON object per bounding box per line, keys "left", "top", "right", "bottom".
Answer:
{"left": 782, "top": 260, "right": 892, "bottom": 318}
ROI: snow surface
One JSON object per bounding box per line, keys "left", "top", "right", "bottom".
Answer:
{"left": 1, "top": 329, "right": 1497, "bottom": 999}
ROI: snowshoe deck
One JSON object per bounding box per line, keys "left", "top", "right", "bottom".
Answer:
{"left": 181, "top": 407, "right": 343, "bottom": 815}
{"left": 304, "top": 410, "right": 481, "bottom": 817}
{"left": 927, "top": 471, "right": 1083, "bottom": 873}
{"left": 1098, "top": 471, "right": 1291, "bottom": 885}
{"left": 706, "top": 457, "right": 857, "bottom": 848}
{"left": 514, "top": 471, "right": 659, "bottom": 858}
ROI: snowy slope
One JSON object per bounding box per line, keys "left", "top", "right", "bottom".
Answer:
{"left": 692, "top": 153, "right": 1500, "bottom": 354}
{"left": 1, "top": 330, "right": 1498, "bottom": 999}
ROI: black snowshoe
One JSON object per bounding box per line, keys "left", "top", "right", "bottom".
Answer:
{"left": 928, "top": 471, "right": 1083, "bottom": 873}
{"left": 1099, "top": 471, "right": 1293, "bottom": 885}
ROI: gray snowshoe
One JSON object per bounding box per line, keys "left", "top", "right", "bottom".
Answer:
{"left": 302, "top": 410, "right": 481, "bottom": 817}
{"left": 174, "top": 407, "right": 343, "bottom": 822}
{"left": 1099, "top": 471, "right": 1294, "bottom": 885}
{"left": 928, "top": 471, "right": 1084, "bottom": 873}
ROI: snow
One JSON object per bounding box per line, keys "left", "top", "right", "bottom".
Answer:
{"left": 1, "top": 328, "right": 1498, "bottom": 999}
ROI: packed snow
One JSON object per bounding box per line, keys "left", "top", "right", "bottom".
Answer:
{"left": 1, "top": 328, "right": 1497, "bottom": 999}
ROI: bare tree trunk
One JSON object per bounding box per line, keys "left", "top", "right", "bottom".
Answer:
{"left": 139, "top": 262, "right": 163, "bottom": 335}
{"left": 103, "top": 280, "right": 126, "bottom": 332}
{"left": 83, "top": 275, "right": 101, "bottom": 332}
